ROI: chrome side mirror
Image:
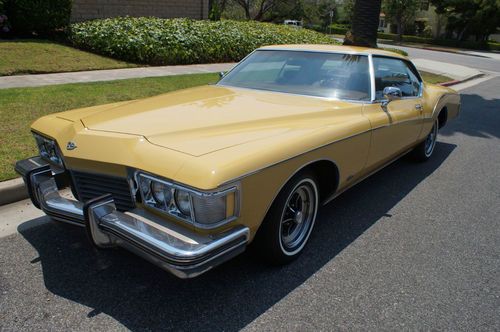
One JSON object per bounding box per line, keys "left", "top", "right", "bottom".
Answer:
{"left": 219, "top": 71, "right": 226, "bottom": 79}
{"left": 382, "top": 86, "right": 402, "bottom": 108}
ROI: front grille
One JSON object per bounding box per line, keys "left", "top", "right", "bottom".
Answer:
{"left": 71, "top": 171, "right": 135, "bottom": 211}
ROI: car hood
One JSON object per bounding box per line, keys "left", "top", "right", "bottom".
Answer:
{"left": 79, "top": 85, "right": 355, "bottom": 157}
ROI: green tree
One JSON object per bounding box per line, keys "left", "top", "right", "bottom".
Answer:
{"left": 339, "top": 0, "right": 355, "bottom": 24}
{"left": 266, "top": 0, "right": 305, "bottom": 22}
{"left": 209, "top": 0, "right": 228, "bottom": 21}
{"left": 344, "top": 0, "right": 382, "bottom": 47}
{"left": 232, "top": 0, "right": 278, "bottom": 20}
{"left": 383, "top": 0, "right": 419, "bottom": 40}
{"left": 432, "top": 0, "right": 500, "bottom": 41}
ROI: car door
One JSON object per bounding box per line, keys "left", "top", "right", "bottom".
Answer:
{"left": 362, "top": 56, "right": 424, "bottom": 171}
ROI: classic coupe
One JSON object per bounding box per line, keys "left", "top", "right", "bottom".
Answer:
{"left": 16, "top": 45, "right": 460, "bottom": 278}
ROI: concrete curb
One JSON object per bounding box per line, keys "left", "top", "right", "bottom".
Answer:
{"left": 0, "top": 72, "right": 486, "bottom": 207}
{"left": 439, "top": 73, "right": 484, "bottom": 87}
{"left": 0, "top": 177, "right": 28, "bottom": 206}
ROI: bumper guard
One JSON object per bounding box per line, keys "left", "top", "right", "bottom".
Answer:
{"left": 15, "top": 157, "right": 249, "bottom": 278}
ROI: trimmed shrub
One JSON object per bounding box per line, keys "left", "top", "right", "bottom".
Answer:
{"left": 6, "top": 0, "right": 72, "bottom": 35}
{"left": 377, "top": 32, "right": 399, "bottom": 40}
{"left": 329, "top": 24, "right": 349, "bottom": 35}
{"left": 306, "top": 24, "right": 324, "bottom": 33}
{"left": 69, "top": 17, "right": 337, "bottom": 65}
{"left": 489, "top": 42, "right": 500, "bottom": 51}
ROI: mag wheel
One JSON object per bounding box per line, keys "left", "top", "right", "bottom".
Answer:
{"left": 254, "top": 172, "right": 319, "bottom": 264}
{"left": 412, "top": 118, "right": 439, "bottom": 162}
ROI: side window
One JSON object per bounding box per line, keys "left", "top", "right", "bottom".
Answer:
{"left": 373, "top": 57, "right": 421, "bottom": 99}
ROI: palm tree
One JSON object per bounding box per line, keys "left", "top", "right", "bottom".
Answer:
{"left": 343, "top": 0, "right": 382, "bottom": 48}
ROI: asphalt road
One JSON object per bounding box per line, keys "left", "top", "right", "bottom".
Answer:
{"left": 1, "top": 53, "right": 499, "bottom": 331}
{"left": 379, "top": 43, "right": 500, "bottom": 74}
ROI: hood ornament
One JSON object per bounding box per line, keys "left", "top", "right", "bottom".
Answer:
{"left": 66, "top": 141, "right": 77, "bottom": 150}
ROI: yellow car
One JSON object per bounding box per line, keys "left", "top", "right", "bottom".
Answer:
{"left": 15, "top": 45, "right": 460, "bottom": 278}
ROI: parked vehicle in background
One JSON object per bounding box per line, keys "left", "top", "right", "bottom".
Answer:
{"left": 284, "top": 20, "right": 302, "bottom": 28}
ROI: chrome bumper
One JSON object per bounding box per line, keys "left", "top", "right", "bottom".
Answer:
{"left": 15, "top": 157, "right": 249, "bottom": 278}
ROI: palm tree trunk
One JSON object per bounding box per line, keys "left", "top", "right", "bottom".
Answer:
{"left": 344, "top": 0, "right": 382, "bottom": 48}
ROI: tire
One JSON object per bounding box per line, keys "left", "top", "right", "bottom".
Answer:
{"left": 253, "top": 171, "right": 319, "bottom": 265}
{"left": 412, "top": 118, "right": 439, "bottom": 162}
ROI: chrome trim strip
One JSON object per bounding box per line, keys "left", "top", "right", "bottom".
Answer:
{"left": 368, "top": 54, "right": 376, "bottom": 102}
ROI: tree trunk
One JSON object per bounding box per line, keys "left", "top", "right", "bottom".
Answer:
{"left": 244, "top": 6, "right": 251, "bottom": 20}
{"left": 396, "top": 15, "right": 404, "bottom": 42}
{"left": 344, "top": 0, "right": 382, "bottom": 48}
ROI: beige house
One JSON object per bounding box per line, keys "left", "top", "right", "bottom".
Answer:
{"left": 71, "top": 0, "right": 209, "bottom": 22}
{"left": 378, "top": 1, "right": 446, "bottom": 38}
{"left": 415, "top": 1, "right": 446, "bottom": 38}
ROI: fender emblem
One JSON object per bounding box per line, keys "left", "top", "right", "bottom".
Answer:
{"left": 66, "top": 141, "right": 77, "bottom": 150}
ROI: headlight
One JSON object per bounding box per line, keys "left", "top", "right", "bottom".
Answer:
{"left": 137, "top": 172, "right": 239, "bottom": 228}
{"left": 152, "top": 181, "right": 171, "bottom": 207}
{"left": 174, "top": 190, "right": 191, "bottom": 216}
{"left": 33, "top": 132, "right": 64, "bottom": 167}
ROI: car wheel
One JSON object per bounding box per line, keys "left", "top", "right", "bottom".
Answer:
{"left": 254, "top": 171, "right": 319, "bottom": 265}
{"left": 412, "top": 118, "right": 439, "bottom": 162}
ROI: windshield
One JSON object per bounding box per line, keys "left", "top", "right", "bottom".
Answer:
{"left": 218, "top": 50, "right": 371, "bottom": 100}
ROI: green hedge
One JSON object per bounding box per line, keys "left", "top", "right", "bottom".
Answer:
{"left": 69, "top": 17, "right": 337, "bottom": 65}
{"left": 5, "top": 0, "right": 72, "bottom": 35}
{"left": 329, "top": 24, "right": 349, "bottom": 35}
{"left": 377, "top": 32, "right": 397, "bottom": 40}
{"left": 489, "top": 41, "right": 500, "bottom": 51}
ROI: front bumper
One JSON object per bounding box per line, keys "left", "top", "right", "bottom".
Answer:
{"left": 15, "top": 157, "right": 249, "bottom": 278}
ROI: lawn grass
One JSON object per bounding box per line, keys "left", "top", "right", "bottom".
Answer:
{"left": 0, "top": 73, "right": 219, "bottom": 181}
{"left": 420, "top": 71, "right": 452, "bottom": 84}
{"left": 0, "top": 39, "right": 137, "bottom": 76}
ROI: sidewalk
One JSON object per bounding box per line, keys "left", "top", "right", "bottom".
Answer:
{"left": 0, "top": 62, "right": 236, "bottom": 89}
{"left": 411, "top": 59, "right": 482, "bottom": 82}
{"left": 0, "top": 59, "right": 481, "bottom": 90}
{"left": 379, "top": 40, "right": 500, "bottom": 61}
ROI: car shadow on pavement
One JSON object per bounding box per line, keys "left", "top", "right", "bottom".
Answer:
{"left": 18, "top": 142, "right": 456, "bottom": 331}
{"left": 439, "top": 92, "right": 500, "bottom": 139}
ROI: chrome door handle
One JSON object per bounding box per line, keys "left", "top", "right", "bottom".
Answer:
{"left": 415, "top": 104, "right": 424, "bottom": 111}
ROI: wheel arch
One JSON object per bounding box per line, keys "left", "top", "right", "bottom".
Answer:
{"left": 252, "top": 158, "right": 340, "bottom": 244}
{"left": 430, "top": 92, "right": 460, "bottom": 127}
{"left": 261, "top": 158, "right": 340, "bottom": 222}
{"left": 438, "top": 106, "right": 448, "bottom": 129}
